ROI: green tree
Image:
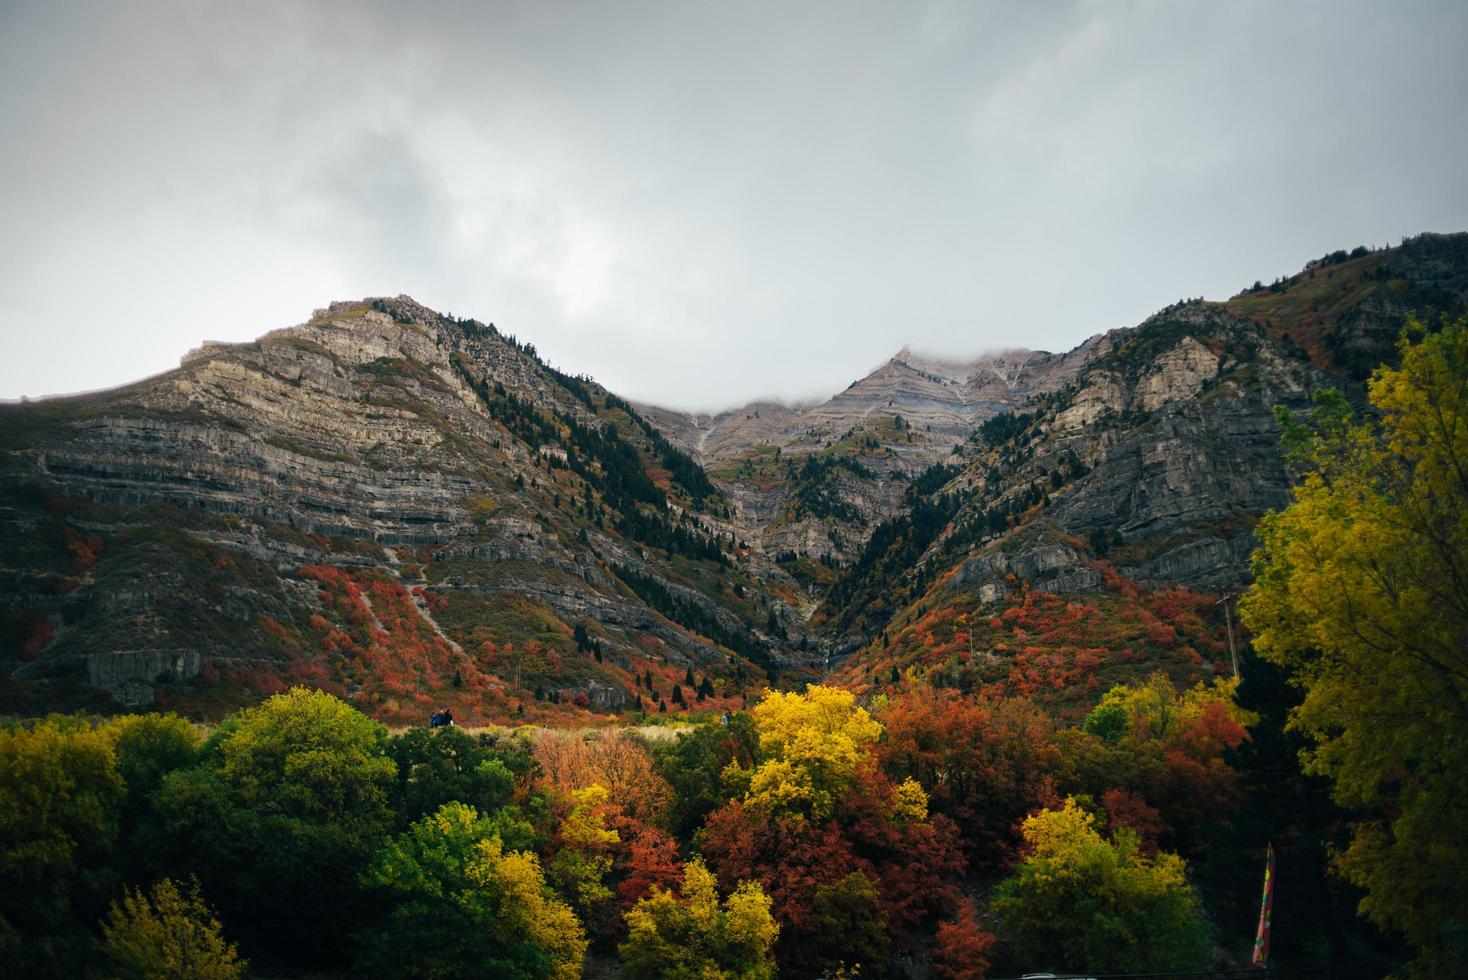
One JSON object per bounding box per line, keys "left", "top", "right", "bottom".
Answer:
{"left": 992, "top": 798, "right": 1210, "bottom": 974}
{"left": 150, "top": 688, "right": 395, "bottom": 966}
{"left": 208, "top": 686, "right": 393, "bottom": 822}
{"left": 103, "top": 714, "right": 200, "bottom": 808}
{"left": 653, "top": 713, "right": 759, "bottom": 839}
{"left": 807, "top": 872, "right": 889, "bottom": 975}
{"left": 619, "top": 858, "right": 778, "bottom": 980}
{"left": 0, "top": 715, "right": 124, "bottom": 974}
{"left": 100, "top": 877, "right": 246, "bottom": 980}
{"left": 1242, "top": 318, "right": 1468, "bottom": 973}
{"left": 547, "top": 784, "right": 618, "bottom": 920}
{"left": 386, "top": 725, "right": 519, "bottom": 830}
{"left": 101, "top": 713, "right": 200, "bottom": 883}
{"left": 358, "top": 802, "right": 586, "bottom": 980}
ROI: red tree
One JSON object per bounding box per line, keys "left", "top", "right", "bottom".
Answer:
{"left": 933, "top": 897, "right": 997, "bottom": 980}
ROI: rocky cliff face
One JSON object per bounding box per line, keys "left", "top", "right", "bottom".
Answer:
{"left": 0, "top": 298, "right": 801, "bottom": 718}
{"left": 820, "top": 233, "right": 1468, "bottom": 688}
{"left": 811, "top": 303, "right": 1330, "bottom": 648}
{"left": 641, "top": 341, "right": 1100, "bottom": 577}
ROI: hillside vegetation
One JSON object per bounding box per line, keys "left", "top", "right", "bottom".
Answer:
{"left": 3, "top": 238, "right": 1468, "bottom": 976}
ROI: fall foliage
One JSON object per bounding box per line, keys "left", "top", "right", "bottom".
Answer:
{"left": 992, "top": 798, "right": 1211, "bottom": 974}
{"left": 619, "top": 858, "right": 778, "bottom": 980}
{"left": 1242, "top": 317, "right": 1468, "bottom": 972}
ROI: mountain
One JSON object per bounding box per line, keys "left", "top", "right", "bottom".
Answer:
{"left": 639, "top": 342, "right": 1100, "bottom": 597}
{"left": 0, "top": 297, "right": 804, "bottom": 720}
{"left": 810, "top": 233, "right": 1468, "bottom": 711}
{"left": 2, "top": 233, "right": 1465, "bottom": 721}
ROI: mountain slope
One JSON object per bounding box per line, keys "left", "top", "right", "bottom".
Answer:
{"left": 3, "top": 233, "right": 1465, "bottom": 720}
{"left": 642, "top": 342, "right": 1099, "bottom": 585}
{"left": 818, "top": 232, "right": 1468, "bottom": 704}
{"left": 0, "top": 297, "right": 803, "bottom": 720}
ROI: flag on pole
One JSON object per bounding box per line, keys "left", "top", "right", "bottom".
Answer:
{"left": 1252, "top": 842, "right": 1276, "bottom": 968}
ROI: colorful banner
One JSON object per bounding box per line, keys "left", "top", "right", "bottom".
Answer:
{"left": 1252, "top": 842, "right": 1276, "bottom": 968}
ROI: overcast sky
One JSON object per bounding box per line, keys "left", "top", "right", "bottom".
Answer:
{"left": 2, "top": 1, "right": 1466, "bottom": 411}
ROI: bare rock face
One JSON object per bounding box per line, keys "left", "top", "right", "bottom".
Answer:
{"left": 1021, "top": 303, "right": 1328, "bottom": 589}
{"left": 1136, "top": 337, "right": 1221, "bottom": 411}
{"left": 86, "top": 650, "right": 202, "bottom": 704}
{"left": 639, "top": 338, "right": 1104, "bottom": 573}
{"left": 952, "top": 535, "right": 1102, "bottom": 602}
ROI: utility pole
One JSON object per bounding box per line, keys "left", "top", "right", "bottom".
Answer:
{"left": 1217, "top": 593, "right": 1240, "bottom": 679}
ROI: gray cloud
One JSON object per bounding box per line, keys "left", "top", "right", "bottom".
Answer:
{"left": 2, "top": 0, "right": 1465, "bottom": 410}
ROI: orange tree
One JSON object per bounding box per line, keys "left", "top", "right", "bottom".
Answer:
{"left": 700, "top": 686, "right": 964, "bottom": 975}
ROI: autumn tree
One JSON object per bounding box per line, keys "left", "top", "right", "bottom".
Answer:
{"left": 1058, "top": 674, "right": 1252, "bottom": 854}
{"left": 547, "top": 784, "right": 619, "bottom": 923}
{"left": 358, "top": 802, "right": 586, "bottom": 980}
{"left": 584, "top": 730, "right": 675, "bottom": 826}
{"left": 535, "top": 729, "right": 674, "bottom": 827}
{"left": 992, "top": 798, "right": 1210, "bottom": 974}
{"left": 932, "top": 897, "right": 996, "bottom": 980}
{"left": 1241, "top": 317, "right": 1468, "bottom": 972}
{"left": 100, "top": 877, "right": 246, "bottom": 980}
{"left": 619, "top": 858, "right": 778, "bottom": 980}
{"left": 879, "top": 685, "right": 1058, "bottom": 867}
{"left": 739, "top": 685, "right": 884, "bottom": 821}
{"left": 702, "top": 687, "right": 964, "bottom": 974}
{"left": 0, "top": 716, "right": 124, "bottom": 974}
{"left": 611, "top": 820, "right": 683, "bottom": 911}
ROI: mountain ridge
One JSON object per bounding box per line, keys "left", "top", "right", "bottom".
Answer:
{"left": 3, "top": 233, "right": 1466, "bottom": 720}
{"left": 0, "top": 296, "right": 806, "bottom": 720}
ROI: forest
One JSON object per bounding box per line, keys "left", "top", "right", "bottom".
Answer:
{"left": 1, "top": 319, "right": 1464, "bottom": 979}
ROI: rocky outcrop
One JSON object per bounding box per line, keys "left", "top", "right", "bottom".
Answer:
{"left": 951, "top": 537, "right": 1102, "bottom": 601}
{"left": 86, "top": 650, "right": 202, "bottom": 704}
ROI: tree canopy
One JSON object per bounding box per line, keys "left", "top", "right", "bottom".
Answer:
{"left": 1242, "top": 316, "right": 1468, "bottom": 972}
{"left": 359, "top": 801, "right": 587, "bottom": 980}
{"left": 619, "top": 858, "right": 778, "bottom": 980}
{"left": 100, "top": 877, "right": 246, "bottom": 980}
{"left": 992, "top": 798, "right": 1210, "bottom": 974}
{"left": 742, "top": 685, "right": 884, "bottom": 820}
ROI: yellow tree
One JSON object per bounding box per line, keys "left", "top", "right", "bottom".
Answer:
{"left": 548, "top": 784, "right": 619, "bottom": 919}
{"left": 1242, "top": 317, "right": 1468, "bottom": 973}
{"left": 100, "top": 877, "right": 246, "bottom": 980}
{"left": 740, "top": 685, "right": 885, "bottom": 820}
{"left": 991, "top": 798, "right": 1209, "bottom": 974}
{"left": 619, "top": 858, "right": 778, "bottom": 980}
